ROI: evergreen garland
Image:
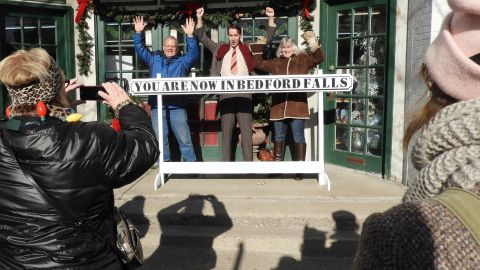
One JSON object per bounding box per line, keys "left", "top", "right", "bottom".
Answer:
{"left": 76, "top": 1, "right": 314, "bottom": 75}
{"left": 76, "top": 3, "right": 94, "bottom": 76}
{"left": 299, "top": 9, "right": 314, "bottom": 53}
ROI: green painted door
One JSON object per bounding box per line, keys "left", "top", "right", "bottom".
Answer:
{"left": 0, "top": 2, "right": 74, "bottom": 118}
{"left": 323, "top": 0, "right": 389, "bottom": 173}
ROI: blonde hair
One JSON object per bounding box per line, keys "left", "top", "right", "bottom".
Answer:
{"left": 0, "top": 48, "right": 53, "bottom": 86}
{"left": 0, "top": 48, "right": 69, "bottom": 110}
{"left": 403, "top": 64, "right": 457, "bottom": 151}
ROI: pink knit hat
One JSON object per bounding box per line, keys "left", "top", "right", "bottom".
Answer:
{"left": 425, "top": 0, "right": 480, "bottom": 100}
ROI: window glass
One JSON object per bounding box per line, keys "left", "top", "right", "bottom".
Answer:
{"left": 23, "top": 17, "right": 39, "bottom": 44}
{"left": 41, "top": 19, "right": 56, "bottom": 45}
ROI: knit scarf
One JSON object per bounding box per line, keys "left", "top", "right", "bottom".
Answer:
{"left": 216, "top": 43, "right": 254, "bottom": 73}
{"left": 404, "top": 98, "right": 480, "bottom": 202}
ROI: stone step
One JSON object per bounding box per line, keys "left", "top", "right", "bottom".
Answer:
{"left": 137, "top": 224, "right": 359, "bottom": 257}
{"left": 138, "top": 245, "right": 354, "bottom": 270}
{"left": 116, "top": 195, "right": 399, "bottom": 227}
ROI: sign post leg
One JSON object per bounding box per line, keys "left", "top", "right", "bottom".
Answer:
{"left": 316, "top": 78, "right": 330, "bottom": 191}
{"left": 156, "top": 74, "right": 165, "bottom": 190}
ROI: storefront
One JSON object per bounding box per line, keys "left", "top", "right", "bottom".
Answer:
{"left": 0, "top": 0, "right": 419, "bottom": 183}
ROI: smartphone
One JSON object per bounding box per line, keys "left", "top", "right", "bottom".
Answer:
{"left": 80, "top": 86, "right": 106, "bottom": 100}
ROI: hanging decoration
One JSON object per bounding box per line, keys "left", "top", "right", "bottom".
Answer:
{"left": 76, "top": 1, "right": 95, "bottom": 76}
{"left": 75, "top": 0, "right": 91, "bottom": 24}
{"left": 302, "top": 0, "right": 312, "bottom": 20}
{"left": 299, "top": 9, "right": 314, "bottom": 51}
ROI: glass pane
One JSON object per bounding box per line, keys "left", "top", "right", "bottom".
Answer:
{"left": 43, "top": 46, "right": 57, "bottom": 60}
{"left": 338, "top": 10, "right": 351, "bottom": 38}
{"left": 369, "top": 67, "right": 384, "bottom": 96}
{"left": 367, "top": 98, "right": 383, "bottom": 127}
{"left": 105, "top": 72, "right": 120, "bottom": 82}
{"left": 254, "top": 18, "right": 268, "bottom": 41}
{"left": 137, "top": 53, "right": 150, "bottom": 71}
{"left": 122, "top": 47, "right": 136, "bottom": 71}
{"left": 335, "top": 125, "right": 348, "bottom": 151}
{"left": 105, "top": 23, "right": 120, "bottom": 45}
{"left": 354, "top": 8, "right": 369, "bottom": 36}
{"left": 351, "top": 127, "right": 365, "bottom": 154}
{"left": 353, "top": 38, "right": 368, "bottom": 66}
{"left": 134, "top": 71, "right": 150, "bottom": 79}
{"left": 177, "top": 44, "right": 186, "bottom": 56}
{"left": 5, "top": 17, "right": 21, "bottom": 43}
{"left": 369, "top": 36, "right": 385, "bottom": 65}
{"left": 352, "top": 68, "right": 366, "bottom": 95}
{"left": 240, "top": 18, "right": 253, "bottom": 42}
{"left": 177, "top": 34, "right": 186, "bottom": 46}
{"left": 367, "top": 129, "right": 382, "bottom": 156}
{"left": 23, "top": 17, "right": 39, "bottom": 44}
{"left": 121, "top": 23, "right": 134, "bottom": 44}
{"left": 274, "top": 18, "right": 288, "bottom": 39}
{"left": 371, "top": 5, "right": 386, "bottom": 34}
{"left": 335, "top": 97, "right": 350, "bottom": 124}
{"left": 351, "top": 98, "right": 365, "bottom": 125}
{"left": 40, "top": 19, "right": 56, "bottom": 45}
{"left": 337, "top": 39, "right": 350, "bottom": 66}
{"left": 144, "top": 29, "right": 152, "bottom": 46}
{"left": 105, "top": 47, "right": 121, "bottom": 72}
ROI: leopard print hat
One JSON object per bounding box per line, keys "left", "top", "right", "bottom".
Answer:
{"left": 5, "top": 58, "right": 72, "bottom": 119}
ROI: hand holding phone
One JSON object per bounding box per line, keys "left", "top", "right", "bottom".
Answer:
{"left": 79, "top": 86, "right": 106, "bottom": 100}
{"left": 98, "top": 82, "right": 132, "bottom": 109}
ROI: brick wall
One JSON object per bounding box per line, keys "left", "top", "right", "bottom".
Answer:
{"left": 403, "top": 0, "right": 450, "bottom": 184}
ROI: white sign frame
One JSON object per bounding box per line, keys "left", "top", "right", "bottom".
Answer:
{"left": 129, "top": 74, "right": 353, "bottom": 190}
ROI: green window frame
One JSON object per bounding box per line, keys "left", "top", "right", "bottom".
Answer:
{"left": 0, "top": 1, "right": 74, "bottom": 118}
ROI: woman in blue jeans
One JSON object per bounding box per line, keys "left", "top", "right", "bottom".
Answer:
{"left": 253, "top": 33, "right": 324, "bottom": 180}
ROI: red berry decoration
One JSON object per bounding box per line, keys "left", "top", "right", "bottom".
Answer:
{"left": 6, "top": 106, "right": 11, "bottom": 118}
{"left": 36, "top": 101, "right": 47, "bottom": 122}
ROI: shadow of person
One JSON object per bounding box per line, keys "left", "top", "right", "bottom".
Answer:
{"left": 141, "top": 194, "right": 233, "bottom": 270}
{"left": 118, "top": 196, "right": 149, "bottom": 238}
{"left": 271, "top": 210, "right": 360, "bottom": 270}
{"left": 328, "top": 210, "right": 360, "bottom": 258}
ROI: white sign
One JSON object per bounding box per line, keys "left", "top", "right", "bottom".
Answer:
{"left": 128, "top": 74, "right": 353, "bottom": 95}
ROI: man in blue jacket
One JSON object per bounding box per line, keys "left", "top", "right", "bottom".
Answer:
{"left": 133, "top": 16, "right": 198, "bottom": 162}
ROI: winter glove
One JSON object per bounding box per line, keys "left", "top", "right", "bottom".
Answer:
{"left": 256, "top": 36, "right": 267, "bottom": 44}
{"left": 303, "top": 31, "right": 320, "bottom": 51}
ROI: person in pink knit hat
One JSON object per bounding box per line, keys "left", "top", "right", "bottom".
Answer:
{"left": 353, "top": 0, "right": 480, "bottom": 268}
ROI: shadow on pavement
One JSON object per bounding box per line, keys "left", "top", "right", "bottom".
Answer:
{"left": 271, "top": 210, "right": 360, "bottom": 270}
{"left": 119, "top": 196, "right": 149, "bottom": 238}
{"left": 141, "top": 194, "right": 233, "bottom": 270}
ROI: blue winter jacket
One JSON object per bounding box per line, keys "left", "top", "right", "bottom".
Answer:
{"left": 133, "top": 32, "right": 199, "bottom": 109}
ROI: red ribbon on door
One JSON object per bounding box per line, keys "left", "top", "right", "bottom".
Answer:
{"left": 302, "top": 0, "right": 312, "bottom": 20}
{"left": 75, "top": 0, "right": 89, "bottom": 24}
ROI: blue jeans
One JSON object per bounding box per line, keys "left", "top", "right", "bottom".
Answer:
{"left": 273, "top": 119, "right": 306, "bottom": 143}
{"left": 151, "top": 107, "right": 196, "bottom": 162}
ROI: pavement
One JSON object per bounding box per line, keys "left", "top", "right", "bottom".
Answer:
{"left": 114, "top": 163, "right": 406, "bottom": 270}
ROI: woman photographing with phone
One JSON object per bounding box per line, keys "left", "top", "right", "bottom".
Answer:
{"left": 0, "top": 48, "right": 159, "bottom": 269}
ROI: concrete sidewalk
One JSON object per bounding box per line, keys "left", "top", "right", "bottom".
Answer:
{"left": 114, "top": 164, "right": 406, "bottom": 270}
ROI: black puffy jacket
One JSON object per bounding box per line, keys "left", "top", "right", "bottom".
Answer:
{"left": 0, "top": 104, "right": 159, "bottom": 269}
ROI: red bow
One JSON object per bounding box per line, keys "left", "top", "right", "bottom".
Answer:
{"left": 176, "top": 2, "right": 202, "bottom": 18}
{"left": 75, "top": 0, "right": 89, "bottom": 24}
{"left": 302, "top": 0, "right": 312, "bottom": 20}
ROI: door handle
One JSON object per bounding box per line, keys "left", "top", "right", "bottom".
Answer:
{"left": 328, "top": 65, "right": 335, "bottom": 71}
